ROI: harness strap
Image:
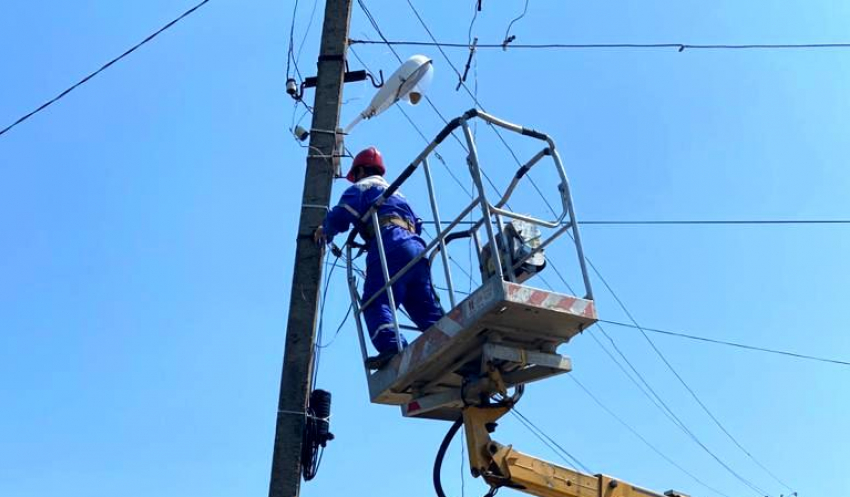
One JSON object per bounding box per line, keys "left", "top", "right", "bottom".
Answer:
{"left": 360, "top": 215, "right": 417, "bottom": 240}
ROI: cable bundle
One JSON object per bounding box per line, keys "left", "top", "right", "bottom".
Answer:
{"left": 301, "top": 389, "right": 334, "bottom": 481}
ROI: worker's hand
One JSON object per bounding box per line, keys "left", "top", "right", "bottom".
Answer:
{"left": 313, "top": 226, "right": 327, "bottom": 245}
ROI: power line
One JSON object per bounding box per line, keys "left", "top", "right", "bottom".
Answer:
{"left": 569, "top": 375, "right": 734, "bottom": 497}
{"left": 406, "top": 4, "right": 786, "bottom": 490}
{"left": 599, "top": 318, "right": 850, "bottom": 367}
{"left": 403, "top": 0, "right": 558, "bottom": 216}
{"left": 592, "top": 321, "right": 795, "bottom": 495}
{"left": 580, "top": 219, "right": 850, "bottom": 226}
{"left": 586, "top": 325, "right": 683, "bottom": 426}
{"left": 295, "top": 0, "right": 321, "bottom": 68}
{"left": 586, "top": 321, "right": 770, "bottom": 495}
{"left": 355, "top": 0, "right": 477, "bottom": 178}
{"left": 501, "top": 0, "right": 529, "bottom": 48}
{"left": 348, "top": 45, "right": 473, "bottom": 197}
{"left": 422, "top": 218, "right": 850, "bottom": 226}
{"left": 583, "top": 253, "right": 792, "bottom": 494}
{"left": 349, "top": 39, "right": 850, "bottom": 51}
{"left": 286, "top": 0, "right": 301, "bottom": 80}
{"left": 357, "top": 0, "right": 510, "bottom": 206}
{"left": 0, "top": 0, "right": 213, "bottom": 138}
{"left": 510, "top": 408, "right": 594, "bottom": 474}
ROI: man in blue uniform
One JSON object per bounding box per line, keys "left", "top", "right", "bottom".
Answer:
{"left": 314, "top": 146, "right": 444, "bottom": 368}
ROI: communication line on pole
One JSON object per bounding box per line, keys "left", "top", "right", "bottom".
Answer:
{"left": 286, "top": 0, "right": 303, "bottom": 81}
{"left": 295, "top": 0, "right": 322, "bottom": 67}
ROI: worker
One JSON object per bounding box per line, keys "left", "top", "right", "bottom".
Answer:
{"left": 314, "top": 146, "right": 444, "bottom": 368}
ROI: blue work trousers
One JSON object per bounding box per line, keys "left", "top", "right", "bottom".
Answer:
{"left": 363, "top": 233, "right": 444, "bottom": 354}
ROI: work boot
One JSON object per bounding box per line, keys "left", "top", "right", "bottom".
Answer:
{"left": 364, "top": 349, "right": 400, "bottom": 370}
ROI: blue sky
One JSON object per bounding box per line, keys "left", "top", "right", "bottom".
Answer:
{"left": 1, "top": 1, "right": 848, "bottom": 496}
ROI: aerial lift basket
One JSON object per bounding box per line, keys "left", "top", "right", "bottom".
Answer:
{"left": 343, "top": 109, "right": 597, "bottom": 421}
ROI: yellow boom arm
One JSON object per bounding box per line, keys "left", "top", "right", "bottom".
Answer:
{"left": 463, "top": 406, "right": 687, "bottom": 497}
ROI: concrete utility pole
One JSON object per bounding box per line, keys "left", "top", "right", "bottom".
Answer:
{"left": 268, "top": 0, "right": 353, "bottom": 496}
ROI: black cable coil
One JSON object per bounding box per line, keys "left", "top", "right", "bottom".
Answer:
{"left": 301, "top": 389, "right": 334, "bottom": 481}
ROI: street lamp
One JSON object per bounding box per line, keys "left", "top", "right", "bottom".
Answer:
{"left": 344, "top": 55, "right": 434, "bottom": 134}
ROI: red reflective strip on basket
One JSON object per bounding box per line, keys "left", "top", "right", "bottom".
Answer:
{"left": 528, "top": 290, "right": 548, "bottom": 306}
{"left": 555, "top": 296, "right": 577, "bottom": 311}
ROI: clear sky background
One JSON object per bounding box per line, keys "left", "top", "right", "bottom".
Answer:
{"left": 1, "top": 1, "right": 848, "bottom": 496}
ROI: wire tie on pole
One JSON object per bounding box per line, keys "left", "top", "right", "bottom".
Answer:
{"left": 310, "top": 127, "right": 347, "bottom": 135}
{"left": 277, "top": 409, "right": 332, "bottom": 422}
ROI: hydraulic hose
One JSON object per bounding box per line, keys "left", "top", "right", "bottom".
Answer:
{"left": 433, "top": 417, "right": 464, "bottom": 497}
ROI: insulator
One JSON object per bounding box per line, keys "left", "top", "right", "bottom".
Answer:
{"left": 293, "top": 125, "right": 309, "bottom": 142}
{"left": 285, "top": 78, "right": 298, "bottom": 96}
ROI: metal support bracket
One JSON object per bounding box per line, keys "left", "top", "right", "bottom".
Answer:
{"left": 483, "top": 343, "right": 572, "bottom": 387}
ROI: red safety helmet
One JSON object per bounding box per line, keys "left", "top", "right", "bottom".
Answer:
{"left": 346, "top": 146, "right": 386, "bottom": 182}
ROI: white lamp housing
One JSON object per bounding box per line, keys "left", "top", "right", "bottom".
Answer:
{"left": 345, "top": 55, "right": 434, "bottom": 133}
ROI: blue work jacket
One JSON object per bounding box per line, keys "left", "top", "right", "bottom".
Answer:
{"left": 322, "top": 175, "right": 424, "bottom": 264}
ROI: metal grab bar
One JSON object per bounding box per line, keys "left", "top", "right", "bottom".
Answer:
{"left": 423, "top": 157, "right": 456, "bottom": 308}
{"left": 493, "top": 148, "right": 550, "bottom": 210}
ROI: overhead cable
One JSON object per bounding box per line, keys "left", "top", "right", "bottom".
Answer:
{"left": 358, "top": 0, "right": 505, "bottom": 203}
{"left": 312, "top": 252, "right": 342, "bottom": 387}
{"left": 404, "top": 0, "right": 556, "bottom": 212}
{"left": 531, "top": 203, "right": 792, "bottom": 491}
{"left": 554, "top": 229, "right": 780, "bottom": 493}
{"left": 348, "top": 45, "right": 473, "bottom": 197}
{"left": 586, "top": 325, "right": 685, "bottom": 426}
{"left": 569, "top": 375, "right": 734, "bottom": 497}
{"left": 286, "top": 0, "right": 301, "bottom": 80}
{"left": 295, "top": 0, "right": 321, "bottom": 70}
{"left": 580, "top": 219, "right": 850, "bottom": 226}
{"left": 599, "top": 319, "right": 850, "bottom": 367}
{"left": 422, "top": 219, "right": 850, "bottom": 227}
{"left": 510, "top": 408, "right": 594, "bottom": 474}
{"left": 501, "top": 0, "right": 529, "bottom": 49}
{"left": 349, "top": 39, "right": 850, "bottom": 52}
{"left": 584, "top": 254, "right": 793, "bottom": 494}
{"left": 587, "top": 321, "right": 770, "bottom": 495}
{"left": 0, "top": 0, "right": 213, "bottom": 138}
